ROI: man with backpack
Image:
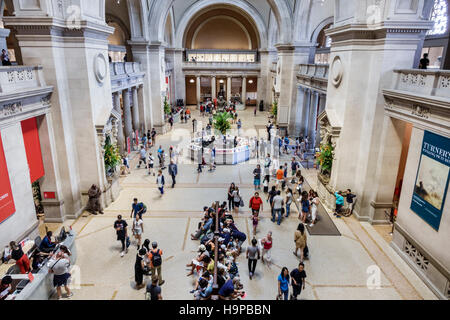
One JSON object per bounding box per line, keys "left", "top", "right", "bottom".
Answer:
{"left": 130, "top": 198, "right": 147, "bottom": 220}
{"left": 148, "top": 242, "right": 165, "bottom": 286}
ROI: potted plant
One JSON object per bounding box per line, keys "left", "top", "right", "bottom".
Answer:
{"left": 163, "top": 97, "right": 171, "bottom": 116}
{"left": 213, "top": 111, "right": 232, "bottom": 135}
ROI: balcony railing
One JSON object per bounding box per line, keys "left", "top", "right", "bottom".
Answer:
{"left": 392, "top": 69, "right": 450, "bottom": 99}
{"left": 298, "top": 64, "right": 329, "bottom": 79}
{"left": 0, "top": 65, "right": 49, "bottom": 94}
{"left": 109, "top": 62, "right": 142, "bottom": 77}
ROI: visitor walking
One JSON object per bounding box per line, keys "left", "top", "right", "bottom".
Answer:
{"left": 114, "top": 215, "right": 128, "bottom": 257}
{"left": 137, "top": 145, "right": 147, "bottom": 168}
{"left": 168, "top": 160, "right": 178, "bottom": 188}
{"left": 130, "top": 198, "right": 146, "bottom": 220}
{"left": 47, "top": 250, "right": 72, "bottom": 299}
{"left": 246, "top": 238, "right": 260, "bottom": 280}
{"left": 132, "top": 215, "right": 144, "bottom": 249}
{"left": 310, "top": 191, "right": 319, "bottom": 227}
{"left": 145, "top": 276, "right": 163, "bottom": 300}
{"left": 135, "top": 248, "right": 147, "bottom": 290}
{"left": 277, "top": 267, "right": 290, "bottom": 300}
{"left": 271, "top": 190, "right": 284, "bottom": 225}
{"left": 261, "top": 231, "right": 272, "bottom": 265}
{"left": 157, "top": 170, "right": 165, "bottom": 196}
{"left": 151, "top": 128, "right": 156, "bottom": 145}
{"left": 249, "top": 192, "right": 264, "bottom": 217}
{"left": 286, "top": 188, "right": 293, "bottom": 218}
{"left": 299, "top": 191, "right": 310, "bottom": 223}
{"left": 334, "top": 191, "right": 344, "bottom": 218}
{"left": 148, "top": 152, "right": 155, "bottom": 176}
{"left": 290, "top": 262, "right": 306, "bottom": 300}
{"left": 291, "top": 157, "right": 300, "bottom": 178}
{"left": 232, "top": 187, "right": 242, "bottom": 214}
{"left": 253, "top": 164, "right": 261, "bottom": 190}
{"left": 147, "top": 242, "right": 165, "bottom": 286}
{"left": 227, "top": 183, "right": 236, "bottom": 211}
{"left": 294, "top": 223, "right": 307, "bottom": 262}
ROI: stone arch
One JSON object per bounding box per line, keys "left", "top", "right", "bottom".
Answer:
{"left": 105, "top": 13, "right": 131, "bottom": 44}
{"left": 310, "top": 16, "right": 334, "bottom": 46}
{"left": 266, "top": 0, "right": 293, "bottom": 44}
{"left": 174, "top": 0, "right": 269, "bottom": 49}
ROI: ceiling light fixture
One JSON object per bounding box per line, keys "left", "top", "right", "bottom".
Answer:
{"left": 219, "top": 79, "right": 224, "bottom": 83}
{"left": 190, "top": 79, "right": 195, "bottom": 83}
{"left": 248, "top": 80, "right": 253, "bottom": 84}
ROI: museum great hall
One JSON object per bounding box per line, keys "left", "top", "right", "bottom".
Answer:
{"left": 0, "top": 0, "right": 449, "bottom": 301}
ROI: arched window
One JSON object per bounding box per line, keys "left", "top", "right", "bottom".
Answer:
{"left": 428, "top": 0, "right": 448, "bottom": 36}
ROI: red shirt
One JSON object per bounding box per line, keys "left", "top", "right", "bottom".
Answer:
{"left": 250, "top": 196, "right": 263, "bottom": 210}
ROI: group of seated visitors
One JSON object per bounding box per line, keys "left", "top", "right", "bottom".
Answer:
{"left": 188, "top": 202, "right": 247, "bottom": 300}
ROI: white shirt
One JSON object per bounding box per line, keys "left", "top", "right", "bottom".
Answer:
{"left": 134, "top": 219, "right": 143, "bottom": 232}
{"left": 148, "top": 155, "right": 154, "bottom": 164}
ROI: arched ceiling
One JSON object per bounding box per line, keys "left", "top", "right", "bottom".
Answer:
{"left": 183, "top": 7, "right": 260, "bottom": 49}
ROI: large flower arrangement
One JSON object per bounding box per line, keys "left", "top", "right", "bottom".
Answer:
{"left": 271, "top": 101, "right": 278, "bottom": 117}
{"left": 104, "top": 139, "right": 121, "bottom": 174}
{"left": 163, "top": 97, "right": 171, "bottom": 115}
{"left": 317, "top": 143, "right": 333, "bottom": 175}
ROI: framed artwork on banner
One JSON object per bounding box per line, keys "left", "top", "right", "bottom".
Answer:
{"left": 410, "top": 131, "right": 450, "bottom": 231}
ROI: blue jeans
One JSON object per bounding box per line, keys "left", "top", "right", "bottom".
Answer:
{"left": 281, "top": 289, "right": 289, "bottom": 300}
{"left": 158, "top": 186, "right": 164, "bottom": 194}
{"left": 286, "top": 203, "right": 291, "bottom": 217}
{"left": 272, "top": 209, "right": 282, "bottom": 225}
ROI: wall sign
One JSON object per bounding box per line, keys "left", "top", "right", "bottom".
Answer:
{"left": 43, "top": 192, "right": 56, "bottom": 199}
{"left": 411, "top": 131, "right": 450, "bottom": 231}
{"left": 0, "top": 131, "right": 16, "bottom": 224}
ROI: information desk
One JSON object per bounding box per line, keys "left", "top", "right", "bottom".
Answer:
{"left": 6, "top": 230, "right": 77, "bottom": 300}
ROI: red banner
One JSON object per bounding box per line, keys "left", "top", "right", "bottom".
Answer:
{"left": 21, "top": 118, "right": 45, "bottom": 183}
{"left": 0, "top": 131, "right": 16, "bottom": 223}
{"left": 135, "top": 130, "right": 139, "bottom": 146}
{"left": 127, "top": 137, "right": 131, "bottom": 154}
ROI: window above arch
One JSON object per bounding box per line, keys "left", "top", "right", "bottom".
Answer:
{"left": 427, "top": 0, "right": 448, "bottom": 36}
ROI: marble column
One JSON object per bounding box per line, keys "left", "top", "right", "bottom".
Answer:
{"left": 137, "top": 85, "right": 146, "bottom": 133}
{"left": 196, "top": 76, "right": 201, "bottom": 106}
{"left": 123, "top": 88, "right": 133, "bottom": 142}
{"left": 300, "top": 89, "right": 311, "bottom": 138}
{"left": 131, "top": 86, "right": 140, "bottom": 134}
{"left": 227, "top": 76, "right": 232, "bottom": 103}
{"left": 316, "top": 93, "right": 326, "bottom": 147}
{"left": 242, "top": 76, "right": 247, "bottom": 106}
{"left": 307, "top": 91, "right": 319, "bottom": 150}
{"left": 211, "top": 76, "right": 216, "bottom": 100}
{"left": 113, "top": 92, "right": 125, "bottom": 154}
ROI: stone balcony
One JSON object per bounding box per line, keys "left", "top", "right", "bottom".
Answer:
{"left": 383, "top": 69, "right": 450, "bottom": 135}
{"left": 297, "top": 63, "right": 329, "bottom": 93}
{"left": 0, "top": 65, "right": 53, "bottom": 123}
{"left": 182, "top": 61, "right": 261, "bottom": 76}
{"left": 109, "top": 62, "right": 145, "bottom": 93}
{"left": 389, "top": 69, "right": 450, "bottom": 99}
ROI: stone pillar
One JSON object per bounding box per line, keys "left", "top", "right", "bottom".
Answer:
{"left": 113, "top": 92, "right": 125, "bottom": 154}
{"left": 211, "top": 76, "right": 216, "bottom": 100}
{"left": 173, "top": 48, "right": 186, "bottom": 104}
{"left": 316, "top": 93, "right": 326, "bottom": 147}
{"left": 0, "top": 28, "right": 10, "bottom": 55}
{"left": 242, "top": 76, "right": 247, "bottom": 106}
{"left": 307, "top": 91, "right": 319, "bottom": 150}
{"left": 129, "top": 41, "right": 152, "bottom": 130}
{"left": 123, "top": 89, "right": 133, "bottom": 141}
{"left": 196, "top": 76, "right": 201, "bottom": 106}
{"left": 137, "top": 85, "right": 146, "bottom": 132}
{"left": 131, "top": 86, "right": 140, "bottom": 134}
{"left": 227, "top": 76, "right": 231, "bottom": 103}
{"left": 37, "top": 112, "right": 67, "bottom": 223}
{"left": 258, "top": 50, "right": 272, "bottom": 110}
{"left": 300, "top": 89, "right": 311, "bottom": 137}
{"left": 148, "top": 43, "right": 167, "bottom": 134}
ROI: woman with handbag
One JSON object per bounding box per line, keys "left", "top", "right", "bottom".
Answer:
{"left": 47, "top": 250, "right": 72, "bottom": 299}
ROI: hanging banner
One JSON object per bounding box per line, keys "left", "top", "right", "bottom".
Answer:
{"left": 411, "top": 131, "right": 450, "bottom": 231}
{"left": 135, "top": 130, "right": 139, "bottom": 146}
{"left": 127, "top": 137, "right": 131, "bottom": 154}
{"left": 0, "top": 132, "right": 16, "bottom": 223}
{"left": 21, "top": 118, "right": 45, "bottom": 183}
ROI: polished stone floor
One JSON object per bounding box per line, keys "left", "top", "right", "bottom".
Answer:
{"left": 50, "top": 107, "right": 438, "bottom": 300}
